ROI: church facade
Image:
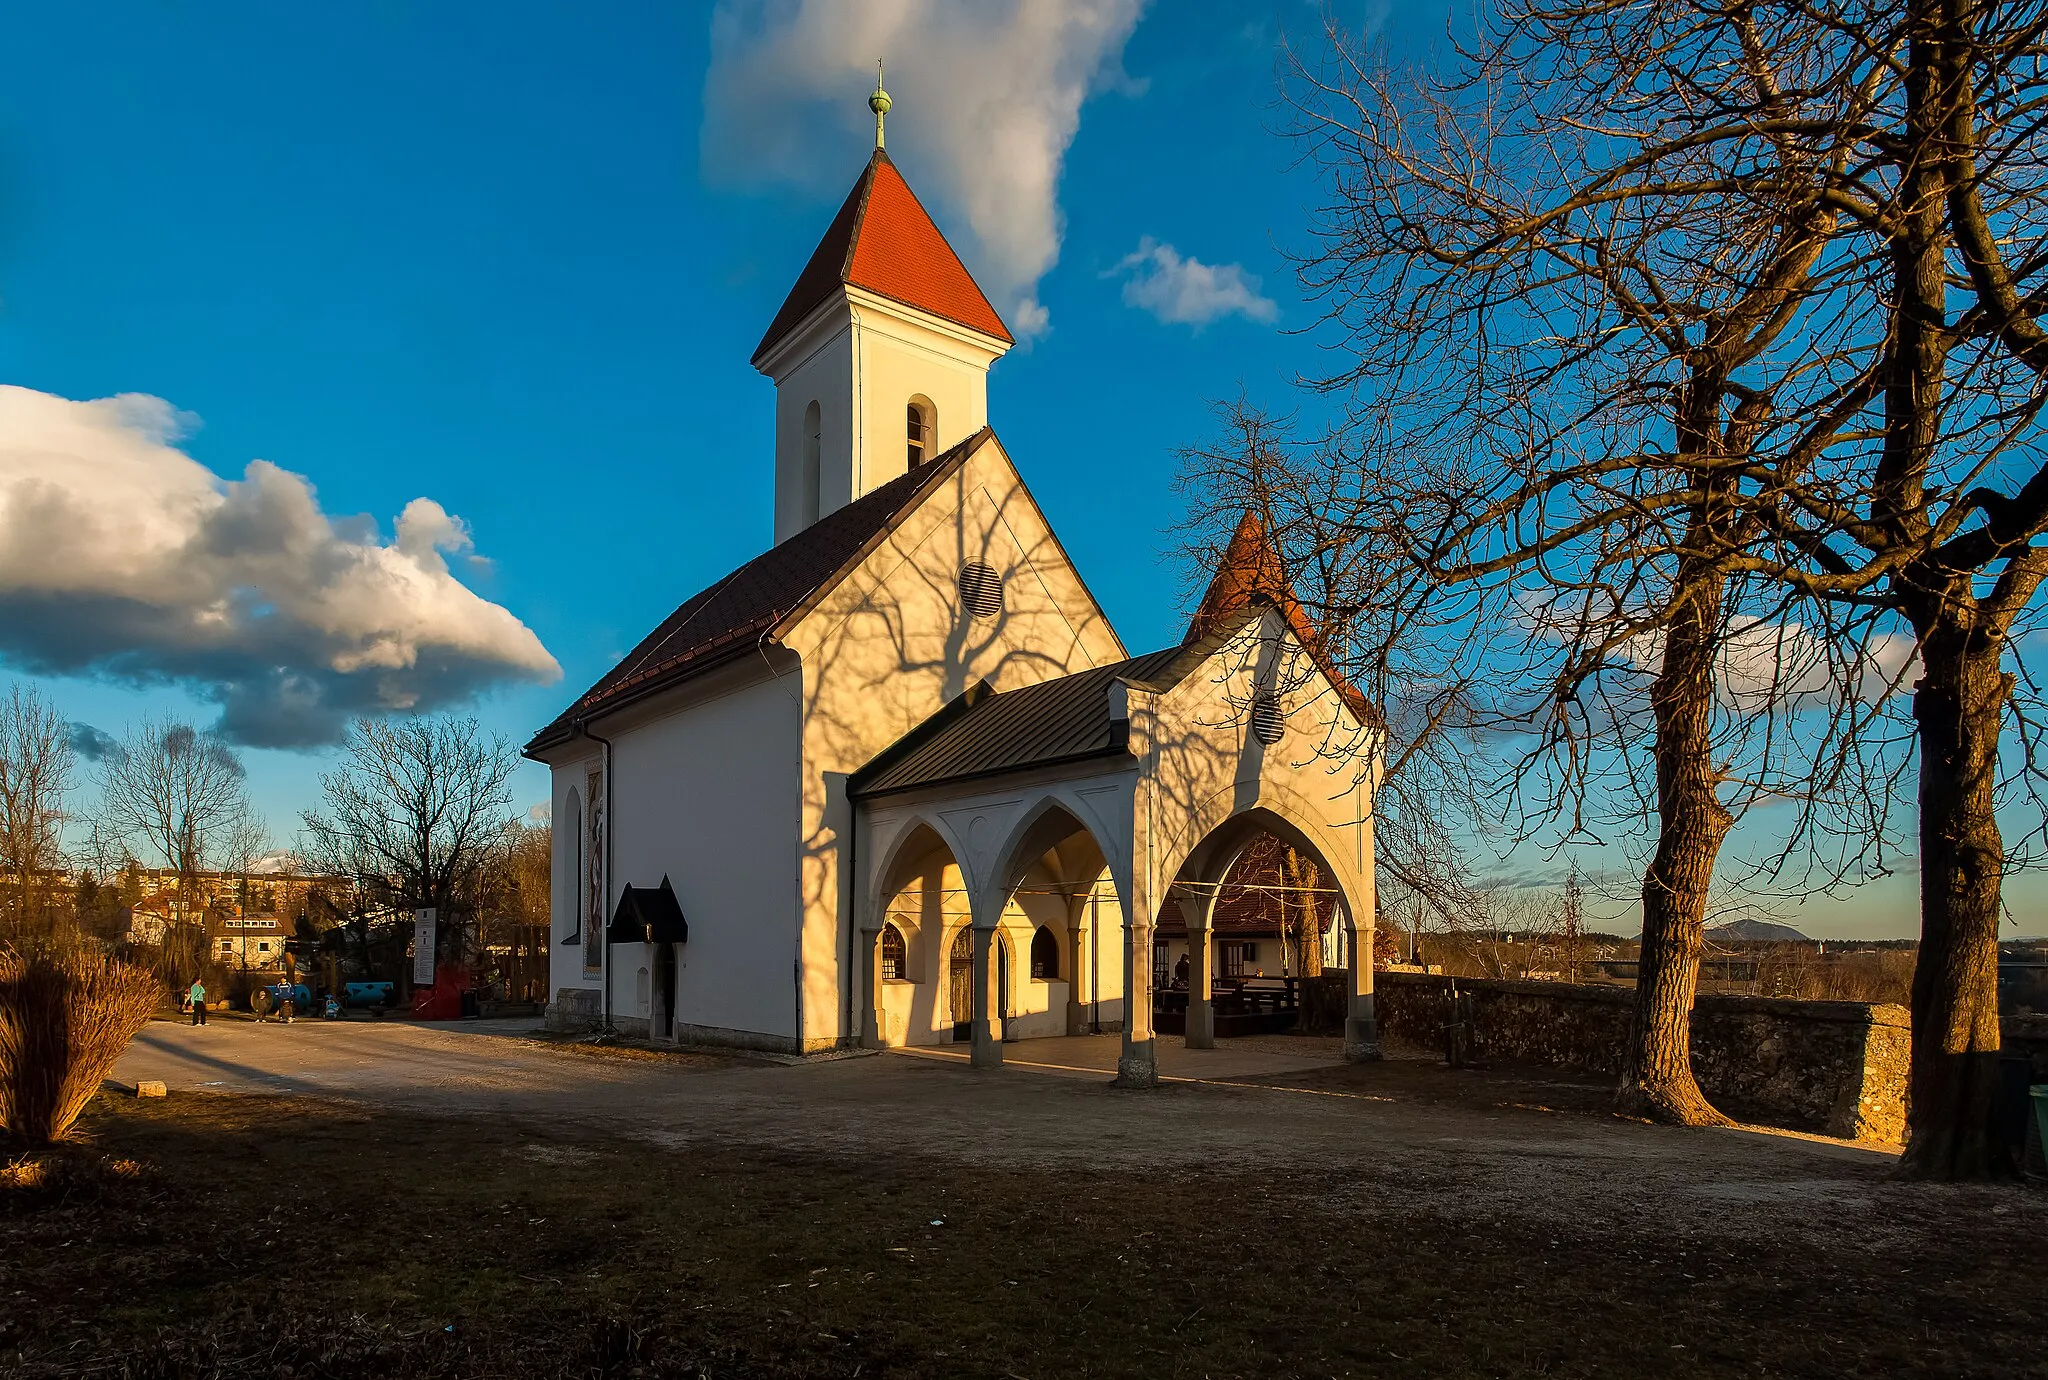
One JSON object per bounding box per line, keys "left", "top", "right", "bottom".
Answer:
{"left": 526, "top": 112, "right": 1382, "bottom": 1087}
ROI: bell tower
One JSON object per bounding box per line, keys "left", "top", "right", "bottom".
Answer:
{"left": 751, "top": 74, "right": 1013, "bottom": 544}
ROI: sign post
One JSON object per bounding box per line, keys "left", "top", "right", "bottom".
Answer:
{"left": 412, "top": 908, "right": 437, "bottom": 988}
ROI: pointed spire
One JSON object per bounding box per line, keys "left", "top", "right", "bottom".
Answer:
{"left": 1185, "top": 509, "right": 1299, "bottom": 644}
{"left": 752, "top": 141, "right": 1012, "bottom": 363}
{"left": 869, "top": 60, "right": 892, "bottom": 150}
{"left": 1187, "top": 509, "right": 1380, "bottom": 727}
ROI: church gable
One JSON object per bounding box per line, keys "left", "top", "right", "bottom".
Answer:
{"left": 523, "top": 436, "right": 975, "bottom": 758}
{"left": 782, "top": 429, "right": 1125, "bottom": 773}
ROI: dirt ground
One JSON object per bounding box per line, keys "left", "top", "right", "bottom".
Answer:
{"left": 2, "top": 1020, "right": 2040, "bottom": 1378}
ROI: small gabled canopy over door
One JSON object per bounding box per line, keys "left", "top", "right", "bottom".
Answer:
{"left": 605, "top": 876, "right": 689, "bottom": 946}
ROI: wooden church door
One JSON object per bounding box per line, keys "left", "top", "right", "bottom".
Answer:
{"left": 949, "top": 929, "right": 973, "bottom": 1041}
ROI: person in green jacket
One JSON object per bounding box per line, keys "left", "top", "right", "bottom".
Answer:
{"left": 188, "top": 978, "right": 207, "bottom": 1026}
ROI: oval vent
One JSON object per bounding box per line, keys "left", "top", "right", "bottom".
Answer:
{"left": 959, "top": 562, "right": 1004, "bottom": 620}
{"left": 1250, "top": 694, "right": 1286, "bottom": 745}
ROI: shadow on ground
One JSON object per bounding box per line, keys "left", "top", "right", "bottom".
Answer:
{"left": 2, "top": 1076, "right": 2041, "bottom": 1380}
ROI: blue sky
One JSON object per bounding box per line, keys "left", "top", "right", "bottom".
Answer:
{"left": 0, "top": 3, "right": 2017, "bottom": 937}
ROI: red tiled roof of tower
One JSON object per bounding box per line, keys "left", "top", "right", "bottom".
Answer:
{"left": 1185, "top": 510, "right": 1378, "bottom": 727}
{"left": 752, "top": 151, "right": 1012, "bottom": 364}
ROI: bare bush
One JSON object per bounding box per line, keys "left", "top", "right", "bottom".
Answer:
{"left": 0, "top": 944, "right": 163, "bottom": 1145}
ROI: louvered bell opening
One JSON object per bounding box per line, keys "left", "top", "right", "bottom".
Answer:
{"left": 1250, "top": 694, "right": 1286, "bottom": 746}
{"left": 958, "top": 562, "right": 1004, "bottom": 620}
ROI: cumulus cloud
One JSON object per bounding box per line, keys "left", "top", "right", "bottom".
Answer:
{"left": 702, "top": 0, "right": 1150, "bottom": 337}
{"left": 1514, "top": 589, "right": 1919, "bottom": 708}
{"left": 1108, "top": 237, "right": 1279, "bottom": 328}
{"left": 0, "top": 386, "right": 560, "bottom": 749}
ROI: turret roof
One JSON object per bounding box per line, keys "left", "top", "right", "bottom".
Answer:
{"left": 1186, "top": 510, "right": 1378, "bottom": 726}
{"left": 752, "top": 150, "right": 1012, "bottom": 363}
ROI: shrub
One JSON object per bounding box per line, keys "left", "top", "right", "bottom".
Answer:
{"left": 0, "top": 944, "right": 164, "bottom": 1145}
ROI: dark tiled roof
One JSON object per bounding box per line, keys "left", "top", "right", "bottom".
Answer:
{"left": 752, "top": 151, "right": 1011, "bottom": 364}
{"left": 849, "top": 646, "right": 1185, "bottom": 799}
{"left": 525, "top": 435, "right": 982, "bottom": 756}
{"left": 606, "top": 877, "right": 688, "bottom": 946}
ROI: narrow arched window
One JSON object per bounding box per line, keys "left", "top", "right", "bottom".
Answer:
{"left": 881, "top": 923, "right": 907, "bottom": 981}
{"left": 1030, "top": 925, "right": 1059, "bottom": 981}
{"left": 801, "top": 400, "right": 823, "bottom": 527}
{"left": 907, "top": 397, "right": 935, "bottom": 468}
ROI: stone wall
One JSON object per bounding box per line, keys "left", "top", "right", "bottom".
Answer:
{"left": 1373, "top": 972, "right": 1909, "bottom": 1142}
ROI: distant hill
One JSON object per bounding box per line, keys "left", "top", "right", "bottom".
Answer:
{"left": 1708, "top": 918, "right": 1812, "bottom": 943}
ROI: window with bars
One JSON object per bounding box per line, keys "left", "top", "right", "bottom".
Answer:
{"left": 880, "top": 924, "right": 908, "bottom": 981}
{"left": 1250, "top": 693, "right": 1285, "bottom": 745}
{"left": 1222, "top": 941, "right": 1260, "bottom": 978}
{"left": 958, "top": 562, "right": 1004, "bottom": 619}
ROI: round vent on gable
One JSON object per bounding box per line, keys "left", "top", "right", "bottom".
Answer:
{"left": 959, "top": 562, "right": 1005, "bottom": 620}
{"left": 1250, "top": 694, "right": 1286, "bottom": 746}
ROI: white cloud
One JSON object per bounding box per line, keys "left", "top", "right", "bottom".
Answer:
{"left": 1109, "top": 237, "right": 1279, "bottom": 328}
{"left": 1514, "top": 588, "right": 1918, "bottom": 708}
{"left": 0, "top": 385, "right": 560, "bottom": 747}
{"left": 702, "top": 0, "right": 1150, "bottom": 338}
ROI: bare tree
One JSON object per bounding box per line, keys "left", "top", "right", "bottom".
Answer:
{"left": 96, "top": 716, "right": 255, "bottom": 980}
{"left": 0, "top": 683, "right": 74, "bottom": 940}
{"left": 1259, "top": 3, "right": 1909, "bottom": 1127}
{"left": 300, "top": 716, "right": 519, "bottom": 971}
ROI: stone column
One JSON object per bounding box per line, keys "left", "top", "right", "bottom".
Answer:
{"left": 1066, "top": 899, "right": 1090, "bottom": 1037}
{"left": 859, "top": 922, "right": 884, "bottom": 1049}
{"left": 1344, "top": 909, "right": 1381, "bottom": 1062}
{"left": 971, "top": 924, "right": 1003, "bottom": 1068}
{"left": 1115, "top": 910, "right": 1157, "bottom": 1087}
{"left": 1177, "top": 882, "right": 1220, "bottom": 1051}
{"left": 1186, "top": 925, "right": 1216, "bottom": 1049}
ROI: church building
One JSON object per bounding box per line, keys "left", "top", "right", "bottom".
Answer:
{"left": 525, "top": 87, "right": 1383, "bottom": 1087}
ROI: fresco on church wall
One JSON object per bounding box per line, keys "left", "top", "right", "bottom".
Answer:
{"left": 584, "top": 765, "right": 605, "bottom": 972}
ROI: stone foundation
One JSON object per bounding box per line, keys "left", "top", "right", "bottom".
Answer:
{"left": 545, "top": 987, "right": 601, "bottom": 1032}
{"left": 1374, "top": 973, "right": 1909, "bottom": 1142}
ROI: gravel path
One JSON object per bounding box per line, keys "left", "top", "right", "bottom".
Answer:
{"left": 114, "top": 1014, "right": 2043, "bottom": 1256}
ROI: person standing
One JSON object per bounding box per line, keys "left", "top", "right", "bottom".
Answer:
{"left": 188, "top": 978, "right": 207, "bottom": 1026}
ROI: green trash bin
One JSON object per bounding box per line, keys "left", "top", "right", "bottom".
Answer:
{"left": 2032, "top": 1086, "right": 2048, "bottom": 1175}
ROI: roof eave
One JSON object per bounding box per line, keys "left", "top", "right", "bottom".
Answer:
{"left": 850, "top": 743, "right": 1137, "bottom": 802}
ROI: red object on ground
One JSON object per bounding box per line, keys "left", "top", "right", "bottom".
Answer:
{"left": 410, "top": 966, "right": 472, "bottom": 1020}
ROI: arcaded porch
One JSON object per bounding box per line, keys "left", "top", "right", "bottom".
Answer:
{"left": 847, "top": 604, "right": 1385, "bottom": 1088}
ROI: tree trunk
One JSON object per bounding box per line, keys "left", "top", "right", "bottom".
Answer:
{"left": 1617, "top": 567, "right": 1735, "bottom": 1127}
{"left": 1899, "top": 622, "right": 2012, "bottom": 1178}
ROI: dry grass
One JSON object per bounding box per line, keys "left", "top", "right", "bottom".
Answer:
{"left": 0, "top": 944, "right": 162, "bottom": 1145}
{"left": 0, "top": 1090, "right": 2041, "bottom": 1379}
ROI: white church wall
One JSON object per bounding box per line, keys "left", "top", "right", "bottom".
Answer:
{"left": 604, "top": 665, "right": 805, "bottom": 1048}
{"left": 1132, "top": 613, "right": 1381, "bottom": 936}
{"left": 789, "top": 437, "right": 1127, "bottom": 1050}
{"left": 770, "top": 318, "right": 855, "bottom": 543}
{"left": 848, "top": 292, "right": 996, "bottom": 496}
{"left": 765, "top": 291, "right": 1003, "bottom": 545}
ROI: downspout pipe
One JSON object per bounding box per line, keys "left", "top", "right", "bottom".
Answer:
{"left": 576, "top": 716, "right": 616, "bottom": 1038}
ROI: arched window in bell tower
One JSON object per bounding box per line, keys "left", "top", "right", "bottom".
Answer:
{"left": 907, "top": 396, "right": 935, "bottom": 469}
{"left": 800, "top": 400, "right": 822, "bottom": 527}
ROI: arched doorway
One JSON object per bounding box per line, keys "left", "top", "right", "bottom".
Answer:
{"left": 987, "top": 800, "right": 1122, "bottom": 1043}
{"left": 1157, "top": 806, "right": 1374, "bottom": 1060}
{"left": 949, "top": 927, "right": 973, "bottom": 1040}
{"left": 947, "top": 927, "right": 1011, "bottom": 1042}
